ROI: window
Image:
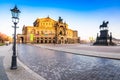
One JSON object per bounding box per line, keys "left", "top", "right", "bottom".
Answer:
{"left": 49, "top": 40, "right": 51, "bottom": 43}
{"left": 37, "top": 40, "right": 39, "bottom": 43}
{"left": 60, "top": 31, "right": 62, "bottom": 35}
{"left": 41, "top": 40, "right": 43, "bottom": 43}
{"left": 45, "top": 40, "right": 47, "bottom": 43}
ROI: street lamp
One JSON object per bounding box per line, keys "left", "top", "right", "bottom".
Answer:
{"left": 10, "top": 5, "right": 20, "bottom": 69}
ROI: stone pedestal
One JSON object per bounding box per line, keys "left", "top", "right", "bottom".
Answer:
{"left": 93, "top": 21, "right": 116, "bottom": 46}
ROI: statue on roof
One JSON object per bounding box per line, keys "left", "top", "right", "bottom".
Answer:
{"left": 58, "top": 16, "right": 63, "bottom": 23}
{"left": 47, "top": 15, "right": 50, "bottom": 18}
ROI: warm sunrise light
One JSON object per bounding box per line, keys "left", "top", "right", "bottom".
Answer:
{"left": 0, "top": 0, "right": 120, "bottom": 40}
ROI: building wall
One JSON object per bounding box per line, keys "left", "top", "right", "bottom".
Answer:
{"left": 17, "top": 17, "right": 80, "bottom": 44}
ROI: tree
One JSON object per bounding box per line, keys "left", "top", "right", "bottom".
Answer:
{"left": 0, "top": 32, "right": 12, "bottom": 43}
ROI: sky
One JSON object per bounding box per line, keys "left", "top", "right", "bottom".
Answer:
{"left": 0, "top": 0, "right": 120, "bottom": 40}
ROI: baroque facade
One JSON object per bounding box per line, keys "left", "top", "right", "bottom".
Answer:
{"left": 17, "top": 16, "right": 80, "bottom": 44}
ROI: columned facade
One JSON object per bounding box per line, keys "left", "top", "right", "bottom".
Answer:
{"left": 17, "top": 16, "right": 80, "bottom": 44}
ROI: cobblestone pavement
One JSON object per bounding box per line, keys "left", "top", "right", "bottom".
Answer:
{"left": 40, "top": 44, "right": 120, "bottom": 53}
{"left": 0, "top": 56, "right": 9, "bottom": 80}
{"left": 18, "top": 44, "right": 120, "bottom": 80}
{"left": 0, "top": 45, "right": 45, "bottom": 80}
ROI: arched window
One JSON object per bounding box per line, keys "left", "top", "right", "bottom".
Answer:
{"left": 45, "top": 40, "right": 47, "bottom": 43}
{"left": 59, "top": 31, "right": 63, "bottom": 35}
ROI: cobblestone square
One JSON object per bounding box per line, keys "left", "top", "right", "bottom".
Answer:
{"left": 18, "top": 44, "right": 120, "bottom": 80}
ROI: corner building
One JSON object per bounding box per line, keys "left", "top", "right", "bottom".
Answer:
{"left": 17, "top": 17, "right": 80, "bottom": 44}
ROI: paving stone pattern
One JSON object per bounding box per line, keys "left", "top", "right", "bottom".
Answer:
{"left": 0, "top": 56, "right": 9, "bottom": 80}
{"left": 18, "top": 44, "right": 120, "bottom": 80}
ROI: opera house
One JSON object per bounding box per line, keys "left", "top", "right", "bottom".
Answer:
{"left": 17, "top": 16, "right": 80, "bottom": 44}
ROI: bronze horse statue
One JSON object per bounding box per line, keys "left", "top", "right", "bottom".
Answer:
{"left": 99, "top": 21, "right": 109, "bottom": 29}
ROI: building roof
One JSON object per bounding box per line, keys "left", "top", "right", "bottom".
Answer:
{"left": 34, "top": 16, "right": 56, "bottom": 23}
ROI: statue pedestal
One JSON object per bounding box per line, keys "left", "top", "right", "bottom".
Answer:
{"left": 94, "top": 30, "right": 109, "bottom": 45}
{"left": 93, "top": 21, "right": 116, "bottom": 46}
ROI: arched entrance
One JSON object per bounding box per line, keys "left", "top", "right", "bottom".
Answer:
{"left": 20, "top": 37, "right": 24, "bottom": 43}
{"left": 61, "top": 37, "right": 64, "bottom": 44}
{"left": 58, "top": 37, "right": 64, "bottom": 44}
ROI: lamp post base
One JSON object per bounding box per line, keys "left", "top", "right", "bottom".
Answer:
{"left": 11, "top": 56, "right": 17, "bottom": 70}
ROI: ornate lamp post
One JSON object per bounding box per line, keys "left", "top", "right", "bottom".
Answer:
{"left": 10, "top": 5, "right": 20, "bottom": 69}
